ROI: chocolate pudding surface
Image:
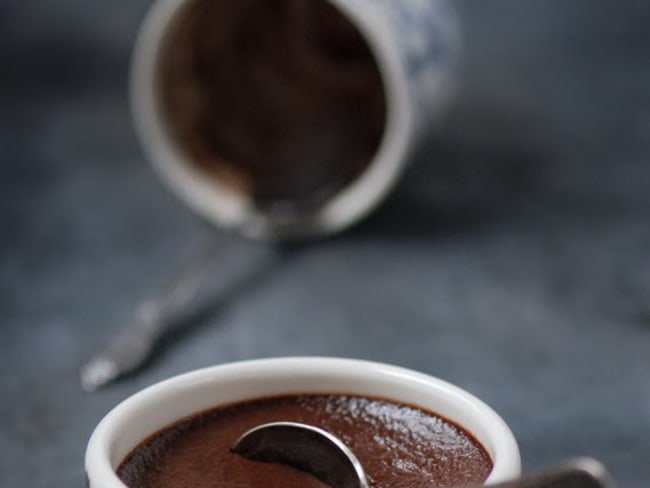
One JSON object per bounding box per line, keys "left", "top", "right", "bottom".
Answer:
{"left": 117, "top": 394, "right": 492, "bottom": 488}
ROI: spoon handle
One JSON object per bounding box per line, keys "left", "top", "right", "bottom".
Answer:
{"left": 485, "top": 458, "right": 615, "bottom": 488}
{"left": 80, "top": 232, "right": 278, "bottom": 391}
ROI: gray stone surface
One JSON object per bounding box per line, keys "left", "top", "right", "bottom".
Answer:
{"left": 1, "top": 1, "right": 649, "bottom": 487}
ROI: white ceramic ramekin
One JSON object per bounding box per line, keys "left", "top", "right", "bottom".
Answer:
{"left": 130, "top": 0, "right": 459, "bottom": 239}
{"left": 85, "top": 357, "right": 520, "bottom": 487}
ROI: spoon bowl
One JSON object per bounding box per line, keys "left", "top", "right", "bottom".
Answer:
{"left": 232, "top": 422, "right": 369, "bottom": 488}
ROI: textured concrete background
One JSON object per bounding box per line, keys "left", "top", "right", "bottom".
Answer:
{"left": 1, "top": 1, "right": 649, "bottom": 487}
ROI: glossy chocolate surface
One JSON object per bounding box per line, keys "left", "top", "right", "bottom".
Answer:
{"left": 118, "top": 394, "right": 492, "bottom": 488}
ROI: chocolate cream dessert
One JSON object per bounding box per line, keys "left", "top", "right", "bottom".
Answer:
{"left": 157, "top": 0, "right": 386, "bottom": 210}
{"left": 117, "top": 394, "right": 493, "bottom": 488}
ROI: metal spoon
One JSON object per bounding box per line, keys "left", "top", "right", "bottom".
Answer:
{"left": 80, "top": 233, "right": 282, "bottom": 391}
{"left": 232, "top": 421, "right": 615, "bottom": 488}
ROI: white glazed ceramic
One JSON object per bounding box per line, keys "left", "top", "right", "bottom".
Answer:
{"left": 85, "top": 357, "right": 521, "bottom": 488}
{"left": 130, "top": 0, "right": 460, "bottom": 239}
